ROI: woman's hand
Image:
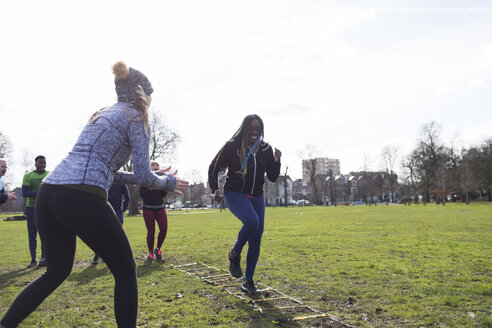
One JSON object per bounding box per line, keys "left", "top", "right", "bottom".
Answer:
{"left": 7, "top": 192, "right": 17, "bottom": 201}
{"left": 159, "top": 166, "right": 172, "bottom": 174}
{"left": 172, "top": 177, "right": 189, "bottom": 195}
{"left": 274, "top": 148, "right": 282, "bottom": 162}
{"left": 214, "top": 189, "right": 223, "bottom": 202}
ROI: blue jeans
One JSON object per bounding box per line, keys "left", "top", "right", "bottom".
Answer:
{"left": 224, "top": 191, "right": 265, "bottom": 281}
{"left": 25, "top": 207, "right": 44, "bottom": 261}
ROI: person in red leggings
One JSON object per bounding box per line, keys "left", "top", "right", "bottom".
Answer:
{"left": 139, "top": 162, "right": 170, "bottom": 260}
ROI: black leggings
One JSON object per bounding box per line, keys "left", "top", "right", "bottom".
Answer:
{"left": 1, "top": 184, "right": 137, "bottom": 328}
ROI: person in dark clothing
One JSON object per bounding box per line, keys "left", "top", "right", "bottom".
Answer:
{"left": 208, "top": 114, "right": 281, "bottom": 294}
{"left": 140, "top": 162, "right": 169, "bottom": 261}
{"left": 0, "top": 159, "right": 17, "bottom": 206}
{"left": 92, "top": 183, "right": 130, "bottom": 265}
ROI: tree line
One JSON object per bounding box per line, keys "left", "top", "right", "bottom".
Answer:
{"left": 299, "top": 121, "right": 491, "bottom": 205}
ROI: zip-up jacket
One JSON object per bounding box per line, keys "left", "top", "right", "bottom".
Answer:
{"left": 208, "top": 139, "right": 281, "bottom": 196}
{"left": 43, "top": 103, "right": 176, "bottom": 194}
{"left": 140, "top": 187, "right": 167, "bottom": 210}
{"left": 0, "top": 178, "right": 7, "bottom": 205}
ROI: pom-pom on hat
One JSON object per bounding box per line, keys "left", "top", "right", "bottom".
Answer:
{"left": 113, "top": 61, "right": 153, "bottom": 104}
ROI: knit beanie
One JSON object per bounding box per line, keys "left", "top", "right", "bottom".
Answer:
{"left": 113, "top": 61, "right": 153, "bottom": 104}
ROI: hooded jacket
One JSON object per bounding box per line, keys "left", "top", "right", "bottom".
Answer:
{"left": 208, "top": 138, "right": 280, "bottom": 197}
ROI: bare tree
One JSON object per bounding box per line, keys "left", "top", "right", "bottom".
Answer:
{"left": 297, "top": 144, "right": 321, "bottom": 204}
{"left": 459, "top": 148, "right": 478, "bottom": 205}
{"left": 410, "top": 121, "right": 445, "bottom": 203}
{"left": 21, "top": 150, "right": 35, "bottom": 173}
{"left": 381, "top": 145, "right": 399, "bottom": 203}
{"left": 474, "top": 138, "right": 492, "bottom": 201}
{"left": 186, "top": 170, "right": 203, "bottom": 185}
{"left": 282, "top": 166, "right": 289, "bottom": 206}
{"left": 149, "top": 111, "right": 180, "bottom": 162}
{"left": 401, "top": 154, "right": 419, "bottom": 204}
{"left": 0, "top": 131, "right": 11, "bottom": 158}
{"left": 123, "top": 111, "right": 181, "bottom": 215}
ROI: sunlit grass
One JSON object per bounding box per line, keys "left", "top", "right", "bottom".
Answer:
{"left": 1, "top": 203, "right": 491, "bottom": 327}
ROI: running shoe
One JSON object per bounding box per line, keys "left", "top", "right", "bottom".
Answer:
{"left": 154, "top": 248, "right": 162, "bottom": 260}
{"left": 228, "top": 250, "right": 242, "bottom": 278}
{"left": 27, "top": 259, "right": 37, "bottom": 268}
{"left": 241, "top": 279, "right": 258, "bottom": 294}
{"left": 146, "top": 252, "right": 154, "bottom": 261}
{"left": 38, "top": 258, "right": 47, "bottom": 267}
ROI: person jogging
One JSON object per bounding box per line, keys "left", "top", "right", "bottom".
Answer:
{"left": 139, "top": 161, "right": 170, "bottom": 261}
{"left": 208, "top": 114, "right": 281, "bottom": 294}
{"left": 92, "top": 183, "right": 130, "bottom": 265}
{"left": 0, "top": 61, "right": 189, "bottom": 328}
{"left": 22, "top": 155, "right": 49, "bottom": 268}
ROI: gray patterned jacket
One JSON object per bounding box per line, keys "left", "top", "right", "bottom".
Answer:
{"left": 44, "top": 103, "right": 176, "bottom": 193}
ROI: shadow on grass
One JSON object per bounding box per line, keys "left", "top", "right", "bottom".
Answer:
{"left": 136, "top": 259, "right": 168, "bottom": 278}
{"left": 0, "top": 267, "right": 37, "bottom": 288}
{"left": 67, "top": 263, "right": 112, "bottom": 286}
{"left": 66, "top": 257, "right": 170, "bottom": 286}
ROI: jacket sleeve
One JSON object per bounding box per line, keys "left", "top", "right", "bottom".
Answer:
{"left": 266, "top": 145, "right": 281, "bottom": 183}
{"left": 113, "top": 119, "right": 177, "bottom": 191}
{"left": 139, "top": 186, "right": 150, "bottom": 199}
{"left": 0, "top": 188, "right": 7, "bottom": 205}
{"left": 208, "top": 143, "right": 230, "bottom": 193}
{"left": 121, "top": 185, "right": 130, "bottom": 212}
{"left": 22, "top": 173, "right": 37, "bottom": 198}
{"left": 22, "top": 185, "right": 37, "bottom": 198}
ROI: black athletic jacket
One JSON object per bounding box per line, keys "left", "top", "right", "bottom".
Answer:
{"left": 208, "top": 139, "right": 281, "bottom": 197}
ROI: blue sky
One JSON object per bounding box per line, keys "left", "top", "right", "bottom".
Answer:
{"left": 1, "top": 0, "right": 491, "bottom": 187}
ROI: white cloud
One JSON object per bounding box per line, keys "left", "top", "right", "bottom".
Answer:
{"left": 1, "top": 1, "right": 491, "bottom": 184}
{"left": 469, "top": 78, "right": 485, "bottom": 89}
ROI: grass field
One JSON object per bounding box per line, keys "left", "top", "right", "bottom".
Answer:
{"left": 0, "top": 203, "right": 491, "bottom": 327}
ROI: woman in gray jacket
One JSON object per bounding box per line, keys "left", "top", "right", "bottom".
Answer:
{"left": 0, "top": 62, "right": 188, "bottom": 328}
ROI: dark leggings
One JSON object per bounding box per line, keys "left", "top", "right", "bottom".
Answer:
{"left": 1, "top": 184, "right": 137, "bottom": 328}
{"left": 142, "top": 208, "right": 168, "bottom": 253}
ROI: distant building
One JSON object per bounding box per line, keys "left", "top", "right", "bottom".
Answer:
{"left": 264, "top": 175, "right": 293, "bottom": 206}
{"left": 292, "top": 179, "right": 310, "bottom": 202}
{"left": 349, "top": 171, "right": 399, "bottom": 203}
{"left": 302, "top": 157, "right": 340, "bottom": 182}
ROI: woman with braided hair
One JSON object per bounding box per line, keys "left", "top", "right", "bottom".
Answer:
{"left": 208, "top": 114, "right": 281, "bottom": 294}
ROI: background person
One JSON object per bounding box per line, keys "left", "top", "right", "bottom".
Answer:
{"left": 208, "top": 114, "right": 281, "bottom": 294}
{"left": 22, "top": 155, "right": 49, "bottom": 268}
{"left": 92, "top": 183, "right": 130, "bottom": 265}
{"left": 139, "top": 162, "right": 170, "bottom": 261}
{"left": 0, "top": 62, "right": 189, "bottom": 328}
{"left": 0, "top": 158, "right": 17, "bottom": 206}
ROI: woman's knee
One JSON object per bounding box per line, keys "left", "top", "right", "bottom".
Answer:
{"left": 110, "top": 256, "right": 136, "bottom": 279}
{"left": 46, "top": 265, "right": 73, "bottom": 284}
{"left": 244, "top": 217, "right": 259, "bottom": 232}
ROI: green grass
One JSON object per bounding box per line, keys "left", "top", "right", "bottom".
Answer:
{"left": 1, "top": 203, "right": 491, "bottom": 327}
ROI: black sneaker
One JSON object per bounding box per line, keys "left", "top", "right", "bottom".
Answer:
{"left": 154, "top": 248, "right": 162, "bottom": 260}
{"left": 92, "top": 255, "right": 100, "bottom": 265}
{"left": 38, "top": 258, "right": 47, "bottom": 267}
{"left": 228, "top": 250, "right": 242, "bottom": 278}
{"left": 241, "top": 279, "right": 258, "bottom": 295}
{"left": 27, "top": 259, "right": 37, "bottom": 268}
